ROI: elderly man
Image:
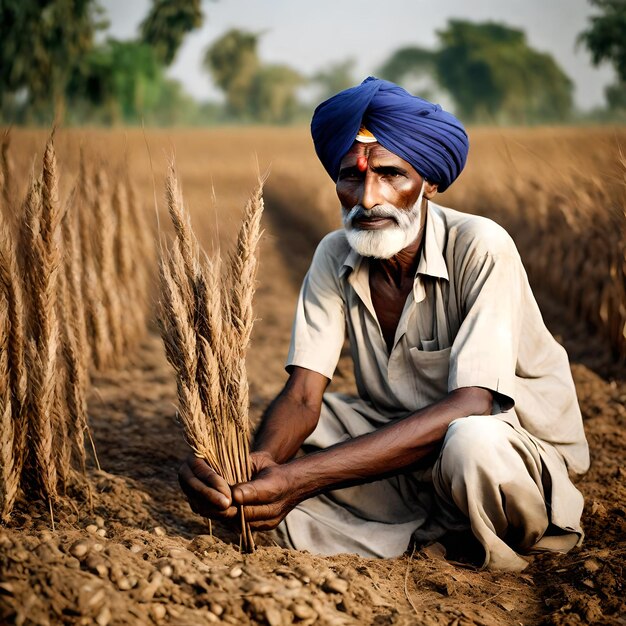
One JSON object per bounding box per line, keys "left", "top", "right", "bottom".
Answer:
{"left": 179, "top": 78, "right": 589, "bottom": 571}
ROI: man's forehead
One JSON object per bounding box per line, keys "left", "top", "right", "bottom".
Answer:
{"left": 340, "top": 142, "right": 411, "bottom": 166}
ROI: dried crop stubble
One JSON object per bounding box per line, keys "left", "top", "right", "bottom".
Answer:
{"left": 159, "top": 162, "right": 263, "bottom": 552}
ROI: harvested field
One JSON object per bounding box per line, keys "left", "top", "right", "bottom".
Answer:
{"left": 0, "top": 126, "right": 624, "bottom": 625}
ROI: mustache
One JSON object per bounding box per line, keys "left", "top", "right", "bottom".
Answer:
{"left": 342, "top": 204, "right": 404, "bottom": 228}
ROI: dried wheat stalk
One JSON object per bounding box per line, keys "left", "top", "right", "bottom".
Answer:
{"left": 0, "top": 130, "right": 13, "bottom": 211}
{"left": 62, "top": 188, "right": 90, "bottom": 379}
{"left": 77, "top": 160, "right": 113, "bottom": 370}
{"left": 159, "top": 163, "right": 263, "bottom": 551}
{"left": 0, "top": 291, "right": 17, "bottom": 520}
{"left": 126, "top": 180, "right": 154, "bottom": 338}
{"left": 26, "top": 139, "right": 62, "bottom": 507}
{"left": 0, "top": 208, "right": 27, "bottom": 518}
{"left": 112, "top": 181, "right": 137, "bottom": 352}
{"left": 94, "top": 170, "right": 124, "bottom": 363}
{"left": 58, "top": 190, "right": 92, "bottom": 474}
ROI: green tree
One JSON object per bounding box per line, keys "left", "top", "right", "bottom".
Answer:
{"left": 0, "top": 0, "right": 106, "bottom": 122}
{"left": 378, "top": 20, "right": 573, "bottom": 123}
{"left": 203, "top": 29, "right": 261, "bottom": 117}
{"left": 377, "top": 47, "right": 441, "bottom": 102}
{"left": 248, "top": 64, "right": 304, "bottom": 123}
{"left": 605, "top": 82, "right": 626, "bottom": 110}
{"left": 203, "top": 29, "right": 304, "bottom": 123}
{"left": 579, "top": 0, "right": 626, "bottom": 112}
{"left": 312, "top": 59, "right": 356, "bottom": 102}
{"left": 378, "top": 47, "right": 435, "bottom": 85}
{"left": 67, "top": 41, "right": 207, "bottom": 126}
{"left": 579, "top": 0, "right": 626, "bottom": 80}
{"left": 140, "top": 0, "right": 204, "bottom": 66}
{"left": 436, "top": 21, "right": 572, "bottom": 122}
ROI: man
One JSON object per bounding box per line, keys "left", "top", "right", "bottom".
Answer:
{"left": 179, "top": 77, "right": 589, "bottom": 571}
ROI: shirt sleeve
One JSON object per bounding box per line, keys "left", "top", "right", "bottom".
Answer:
{"left": 285, "top": 235, "right": 346, "bottom": 379}
{"left": 448, "top": 230, "right": 525, "bottom": 409}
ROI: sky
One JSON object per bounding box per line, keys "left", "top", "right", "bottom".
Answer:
{"left": 101, "top": 0, "right": 616, "bottom": 111}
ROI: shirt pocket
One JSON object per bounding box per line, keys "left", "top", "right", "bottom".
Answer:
{"left": 408, "top": 346, "right": 451, "bottom": 408}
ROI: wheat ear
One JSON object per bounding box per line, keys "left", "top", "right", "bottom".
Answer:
{"left": 59, "top": 189, "right": 91, "bottom": 474}
{"left": 78, "top": 162, "right": 112, "bottom": 370}
{"left": 0, "top": 291, "right": 17, "bottom": 520}
{"left": 0, "top": 207, "right": 27, "bottom": 518}
{"left": 27, "top": 138, "right": 61, "bottom": 507}
{"left": 94, "top": 170, "right": 124, "bottom": 363}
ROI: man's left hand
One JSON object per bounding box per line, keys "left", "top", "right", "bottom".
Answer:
{"left": 232, "top": 453, "right": 300, "bottom": 530}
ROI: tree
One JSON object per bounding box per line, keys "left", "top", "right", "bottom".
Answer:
{"left": 378, "top": 47, "right": 435, "bottom": 85}
{"left": 140, "top": 0, "right": 204, "bottom": 66}
{"left": 248, "top": 64, "right": 304, "bottom": 123}
{"left": 0, "top": 0, "right": 106, "bottom": 121}
{"left": 436, "top": 21, "right": 572, "bottom": 122}
{"left": 579, "top": 0, "right": 626, "bottom": 81}
{"left": 203, "top": 29, "right": 304, "bottom": 123}
{"left": 312, "top": 59, "right": 356, "bottom": 102}
{"left": 579, "top": 0, "right": 626, "bottom": 112}
{"left": 378, "top": 20, "right": 573, "bottom": 123}
{"left": 203, "top": 29, "right": 261, "bottom": 117}
{"left": 377, "top": 47, "right": 441, "bottom": 102}
{"left": 68, "top": 39, "right": 164, "bottom": 124}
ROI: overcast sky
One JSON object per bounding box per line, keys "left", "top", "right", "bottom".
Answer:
{"left": 102, "top": 0, "right": 616, "bottom": 111}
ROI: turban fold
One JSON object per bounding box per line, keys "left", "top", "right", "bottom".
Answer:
{"left": 311, "top": 77, "right": 469, "bottom": 192}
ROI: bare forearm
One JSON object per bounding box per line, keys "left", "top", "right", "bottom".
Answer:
{"left": 253, "top": 392, "right": 318, "bottom": 463}
{"left": 252, "top": 368, "right": 328, "bottom": 463}
{"left": 287, "top": 387, "right": 492, "bottom": 499}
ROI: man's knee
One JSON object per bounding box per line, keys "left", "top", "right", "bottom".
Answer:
{"left": 440, "top": 415, "right": 514, "bottom": 471}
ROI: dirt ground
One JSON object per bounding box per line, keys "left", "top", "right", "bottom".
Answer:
{"left": 0, "top": 128, "right": 625, "bottom": 625}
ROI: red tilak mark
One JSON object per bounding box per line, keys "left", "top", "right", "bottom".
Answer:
{"left": 356, "top": 156, "right": 368, "bottom": 172}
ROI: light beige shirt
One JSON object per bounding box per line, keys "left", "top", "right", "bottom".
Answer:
{"left": 286, "top": 201, "right": 589, "bottom": 477}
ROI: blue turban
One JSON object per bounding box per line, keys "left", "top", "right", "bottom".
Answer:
{"left": 311, "top": 77, "right": 469, "bottom": 192}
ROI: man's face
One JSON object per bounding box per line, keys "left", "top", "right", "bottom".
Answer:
{"left": 336, "top": 142, "right": 436, "bottom": 259}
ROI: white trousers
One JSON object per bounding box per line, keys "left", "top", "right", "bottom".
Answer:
{"left": 275, "top": 397, "right": 583, "bottom": 571}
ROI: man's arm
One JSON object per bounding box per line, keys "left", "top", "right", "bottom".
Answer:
{"left": 232, "top": 381, "right": 492, "bottom": 529}
{"left": 252, "top": 366, "right": 329, "bottom": 463}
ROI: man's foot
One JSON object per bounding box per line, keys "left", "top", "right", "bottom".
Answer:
{"left": 438, "top": 529, "right": 486, "bottom": 567}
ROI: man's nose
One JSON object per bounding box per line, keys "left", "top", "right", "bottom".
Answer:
{"left": 359, "top": 173, "right": 381, "bottom": 210}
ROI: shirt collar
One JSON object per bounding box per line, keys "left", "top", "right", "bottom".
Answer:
{"left": 339, "top": 201, "right": 449, "bottom": 282}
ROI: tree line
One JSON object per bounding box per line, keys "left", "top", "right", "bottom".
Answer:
{"left": 0, "top": 0, "right": 624, "bottom": 126}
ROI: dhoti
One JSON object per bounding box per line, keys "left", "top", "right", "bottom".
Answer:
{"left": 275, "top": 393, "right": 584, "bottom": 571}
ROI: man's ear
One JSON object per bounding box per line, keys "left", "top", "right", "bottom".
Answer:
{"left": 424, "top": 180, "right": 439, "bottom": 199}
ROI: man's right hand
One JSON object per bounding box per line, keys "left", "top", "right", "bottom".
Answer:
{"left": 178, "top": 454, "right": 239, "bottom": 521}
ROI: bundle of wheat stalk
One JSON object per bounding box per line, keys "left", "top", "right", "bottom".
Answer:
{"left": 158, "top": 162, "right": 263, "bottom": 552}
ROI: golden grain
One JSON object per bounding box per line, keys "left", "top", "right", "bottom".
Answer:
{"left": 159, "top": 163, "right": 264, "bottom": 551}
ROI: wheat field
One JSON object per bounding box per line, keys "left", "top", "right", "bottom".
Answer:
{"left": 0, "top": 125, "right": 624, "bottom": 625}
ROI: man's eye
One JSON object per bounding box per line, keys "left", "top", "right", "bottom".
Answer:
{"left": 339, "top": 169, "right": 361, "bottom": 180}
{"left": 377, "top": 168, "right": 404, "bottom": 178}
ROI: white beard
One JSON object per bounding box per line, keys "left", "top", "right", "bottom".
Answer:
{"left": 341, "top": 185, "right": 425, "bottom": 259}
